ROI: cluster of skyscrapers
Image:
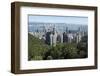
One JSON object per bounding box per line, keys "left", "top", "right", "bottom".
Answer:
{"left": 29, "top": 22, "right": 87, "bottom": 46}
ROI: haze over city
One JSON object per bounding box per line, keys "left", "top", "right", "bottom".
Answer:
{"left": 28, "top": 15, "right": 88, "bottom": 32}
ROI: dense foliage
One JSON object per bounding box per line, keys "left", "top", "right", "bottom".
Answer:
{"left": 28, "top": 33, "right": 88, "bottom": 60}
{"left": 28, "top": 33, "right": 49, "bottom": 60}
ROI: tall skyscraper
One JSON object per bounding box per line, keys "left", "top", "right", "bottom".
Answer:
{"left": 51, "top": 26, "right": 57, "bottom": 46}
{"left": 76, "top": 32, "right": 82, "bottom": 43}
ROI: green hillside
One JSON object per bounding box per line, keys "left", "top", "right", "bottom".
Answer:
{"left": 28, "top": 33, "right": 49, "bottom": 60}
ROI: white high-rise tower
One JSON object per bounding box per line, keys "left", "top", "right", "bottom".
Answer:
{"left": 50, "top": 25, "right": 57, "bottom": 46}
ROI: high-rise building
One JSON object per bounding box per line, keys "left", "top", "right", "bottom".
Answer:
{"left": 76, "top": 32, "right": 82, "bottom": 43}
{"left": 67, "top": 33, "right": 74, "bottom": 43}
{"left": 50, "top": 26, "right": 57, "bottom": 46}
{"left": 45, "top": 31, "right": 51, "bottom": 45}
{"left": 63, "top": 32, "right": 68, "bottom": 43}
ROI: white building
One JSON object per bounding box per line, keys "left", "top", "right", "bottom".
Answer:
{"left": 67, "top": 33, "right": 74, "bottom": 43}
{"left": 50, "top": 26, "right": 57, "bottom": 46}
{"left": 76, "top": 32, "right": 82, "bottom": 43}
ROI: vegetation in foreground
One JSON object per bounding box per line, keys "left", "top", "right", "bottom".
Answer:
{"left": 28, "top": 33, "right": 88, "bottom": 60}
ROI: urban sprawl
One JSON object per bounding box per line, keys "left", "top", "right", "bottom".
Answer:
{"left": 29, "top": 23, "right": 88, "bottom": 46}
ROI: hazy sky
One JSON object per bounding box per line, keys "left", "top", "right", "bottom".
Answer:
{"left": 28, "top": 15, "right": 88, "bottom": 25}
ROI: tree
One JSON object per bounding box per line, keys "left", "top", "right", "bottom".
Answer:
{"left": 28, "top": 33, "right": 50, "bottom": 60}
{"left": 77, "top": 36, "right": 88, "bottom": 58}
{"left": 44, "top": 43, "right": 79, "bottom": 59}
{"left": 61, "top": 43, "right": 79, "bottom": 59}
